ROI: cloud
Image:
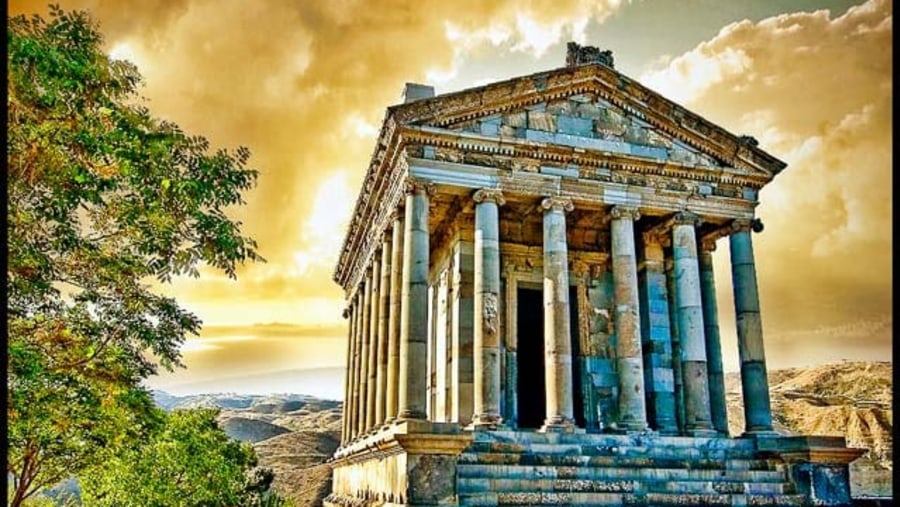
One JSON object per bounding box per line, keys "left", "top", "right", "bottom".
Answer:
{"left": 640, "top": 0, "right": 892, "bottom": 365}
{"left": 8, "top": 0, "right": 629, "bottom": 327}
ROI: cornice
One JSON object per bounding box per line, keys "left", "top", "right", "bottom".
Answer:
{"left": 398, "top": 126, "right": 770, "bottom": 188}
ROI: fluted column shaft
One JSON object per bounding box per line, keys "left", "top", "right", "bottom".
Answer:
{"left": 398, "top": 180, "right": 430, "bottom": 420}
{"left": 540, "top": 197, "right": 575, "bottom": 432}
{"left": 610, "top": 206, "right": 649, "bottom": 431}
{"left": 672, "top": 213, "right": 714, "bottom": 434}
{"left": 357, "top": 275, "right": 371, "bottom": 435}
{"left": 366, "top": 256, "right": 381, "bottom": 431}
{"left": 349, "top": 297, "right": 362, "bottom": 439}
{"left": 340, "top": 306, "right": 353, "bottom": 444}
{"left": 375, "top": 234, "right": 392, "bottom": 426}
{"left": 699, "top": 242, "right": 729, "bottom": 435}
{"left": 472, "top": 189, "right": 505, "bottom": 428}
{"left": 730, "top": 220, "right": 774, "bottom": 434}
{"left": 386, "top": 211, "right": 404, "bottom": 422}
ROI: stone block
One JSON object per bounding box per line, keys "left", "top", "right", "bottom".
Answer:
{"left": 524, "top": 129, "right": 555, "bottom": 143}
{"left": 629, "top": 144, "right": 668, "bottom": 159}
{"left": 557, "top": 115, "right": 595, "bottom": 136}
{"left": 503, "top": 111, "right": 527, "bottom": 128}
{"left": 527, "top": 111, "right": 556, "bottom": 131}
{"left": 480, "top": 121, "right": 500, "bottom": 137}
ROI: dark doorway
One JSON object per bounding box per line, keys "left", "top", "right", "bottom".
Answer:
{"left": 516, "top": 288, "right": 545, "bottom": 429}
{"left": 570, "top": 286, "right": 586, "bottom": 428}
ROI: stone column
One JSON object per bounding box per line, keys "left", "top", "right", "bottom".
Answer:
{"left": 609, "top": 206, "right": 649, "bottom": 431}
{"left": 730, "top": 219, "right": 775, "bottom": 435}
{"left": 357, "top": 275, "right": 371, "bottom": 435}
{"left": 540, "top": 196, "right": 576, "bottom": 432}
{"left": 340, "top": 305, "right": 353, "bottom": 444}
{"left": 366, "top": 253, "right": 381, "bottom": 431}
{"left": 471, "top": 188, "right": 506, "bottom": 428}
{"left": 385, "top": 209, "right": 404, "bottom": 423}
{"left": 638, "top": 231, "right": 678, "bottom": 434}
{"left": 671, "top": 212, "right": 714, "bottom": 435}
{"left": 398, "top": 180, "right": 431, "bottom": 421}
{"left": 350, "top": 298, "right": 363, "bottom": 438}
{"left": 699, "top": 238, "right": 729, "bottom": 436}
{"left": 375, "top": 232, "right": 392, "bottom": 426}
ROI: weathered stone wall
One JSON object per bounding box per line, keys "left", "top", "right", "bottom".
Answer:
{"left": 581, "top": 264, "right": 618, "bottom": 431}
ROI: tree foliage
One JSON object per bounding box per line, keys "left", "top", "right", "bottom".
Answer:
{"left": 80, "top": 409, "right": 289, "bottom": 507}
{"left": 7, "top": 5, "right": 264, "bottom": 504}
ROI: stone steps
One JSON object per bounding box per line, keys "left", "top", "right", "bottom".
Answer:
{"left": 457, "top": 464, "right": 787, "bottom": 483}
{"left": 457, "top": 431, "right": 801, "bottom": 507}
{"left": 459, "top": 477, "right": 792, "bottom": 494}
{"left": 458, "top": 491, "right": 808, "bottom": 506}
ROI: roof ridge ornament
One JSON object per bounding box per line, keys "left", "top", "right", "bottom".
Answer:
{"left": 566, "top": 42, "right": 614, "bottom": 69}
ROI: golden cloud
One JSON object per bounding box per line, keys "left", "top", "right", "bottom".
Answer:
{"left": 641, "top": 0, "right": 892, "bottom": 365}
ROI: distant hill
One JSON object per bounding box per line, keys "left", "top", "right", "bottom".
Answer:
{"left": 151, "top": 389, "right": 343, "bottom": 505}
{"left": 726, "top": 360, "right": 892, "bottom": 498}
{"left": 153, "top": 366, "right": 345, "bottom": 399}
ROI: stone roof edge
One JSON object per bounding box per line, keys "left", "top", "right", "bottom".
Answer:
{"left": 385, "top": 63, "right": 787, "bottom": 177}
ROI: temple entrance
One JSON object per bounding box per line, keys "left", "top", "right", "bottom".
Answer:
{"left": 516, "top": 286, "right": 585, "bottom": 429}
{"left": 516, "top": 288, "right": 545, "bottom": 429}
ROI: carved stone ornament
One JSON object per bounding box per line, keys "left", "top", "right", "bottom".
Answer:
{"left": 610, "top": 206, "right": 640, "bottom": 221}
{"left": 403, "top": 178, "right": 436, "bottom": 196}
{"left": 673, "top": 211, "right": 702, "bottom": 227}
{"left": 484, "top": 293, "right": 499, "bottom": 337}
{"left": 700, "top": 237, "right": 718, "bottom": 253}
{"left": 731, "top": 218, "right": 764, "bottom": 234}
{"left": 565, "top": 42, "right": 615, "bottom": 69}
{"left": 540, "top": 196, "right": 574, "bottom": 214}
{"left": 472, "top": 188, "right": 507, "bottom": 206}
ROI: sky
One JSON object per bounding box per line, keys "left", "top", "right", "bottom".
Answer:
{"left": 9, "top": 0, "right": 892, "bottom": 398}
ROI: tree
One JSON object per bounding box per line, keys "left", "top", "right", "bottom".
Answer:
{"left": 7, "top": 5, "right": 263, "bottom": 504}
{"left": 80, "top": 408, "right": 289, "bottom": 507}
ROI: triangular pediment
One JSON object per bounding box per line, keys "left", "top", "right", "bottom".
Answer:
{"left": 388, "top": 64, "right": 786, "bottom": 179}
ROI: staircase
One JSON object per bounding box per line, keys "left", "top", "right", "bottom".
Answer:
{"left": 456, "top": 431, "right": 807, "bottom": 506}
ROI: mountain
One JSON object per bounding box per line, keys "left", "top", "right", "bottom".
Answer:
{"left": 152, "top": 366, "right": 345, "bottom": 399}
{"left": 725, "top": 360, "right": 893, "bottom": 498}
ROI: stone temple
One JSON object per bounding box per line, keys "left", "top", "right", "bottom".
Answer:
{"left": 326, "top": 43, "right": 863, "bottom": 507}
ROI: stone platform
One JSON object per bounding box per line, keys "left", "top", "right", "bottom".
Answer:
{"left": 325, "top": 427, "right": 862, "bottom": 507}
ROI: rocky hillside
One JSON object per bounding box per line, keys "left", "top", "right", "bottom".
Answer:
{"left": 152, "top": 391, "right": 342, "bottom": 504}
{"left": 725, "top": 361, "right": 892, "bottom": 498}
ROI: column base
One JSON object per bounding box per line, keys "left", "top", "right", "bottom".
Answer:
{"left": 397, "top": 410, "right": 427, "bottom": 422}
{"left": 540, "top": 416, "right": 576, "bottom": 434}
{"left": 467, "top": 413, "right": 505, "bottom": 431}
{"left": 685, "top": 428, "right": 719, "bottom": 438}
{"left": 741, "top": 429, "right": 781, "bottom": 439}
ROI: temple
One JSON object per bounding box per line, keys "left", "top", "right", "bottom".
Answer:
{"left": 326, "top": 43, "right": 862, "bottom": 507}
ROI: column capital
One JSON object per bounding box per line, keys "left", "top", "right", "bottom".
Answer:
{"left": 540, "top": 196, "right": 574, "bottom": 213}
{"left": 642, "top": 229, "right": 666, "bottom": 246}
{"left": 390, "top": 204, "right": 405, "bottom": 222}
{"left": 730, "top": 218, "right": 764, "bottom": 234}
{"left": 673, "top": 211, "right": 702, "bottom": 227}
{"left": 404, "top": 178, "right": 435, "bottom": 196}
{"left": 610, "top": 205, "right": 641, "bottom": 221}
{"left": 473, "top": 188, "right": 506, "bottom": 206}
{"left": 700, "top": 237, "right": 718, "bottom": 253}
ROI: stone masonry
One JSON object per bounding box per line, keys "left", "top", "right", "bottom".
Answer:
{"left": 326, "top": 43, "right": 864, "bottom": 507}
